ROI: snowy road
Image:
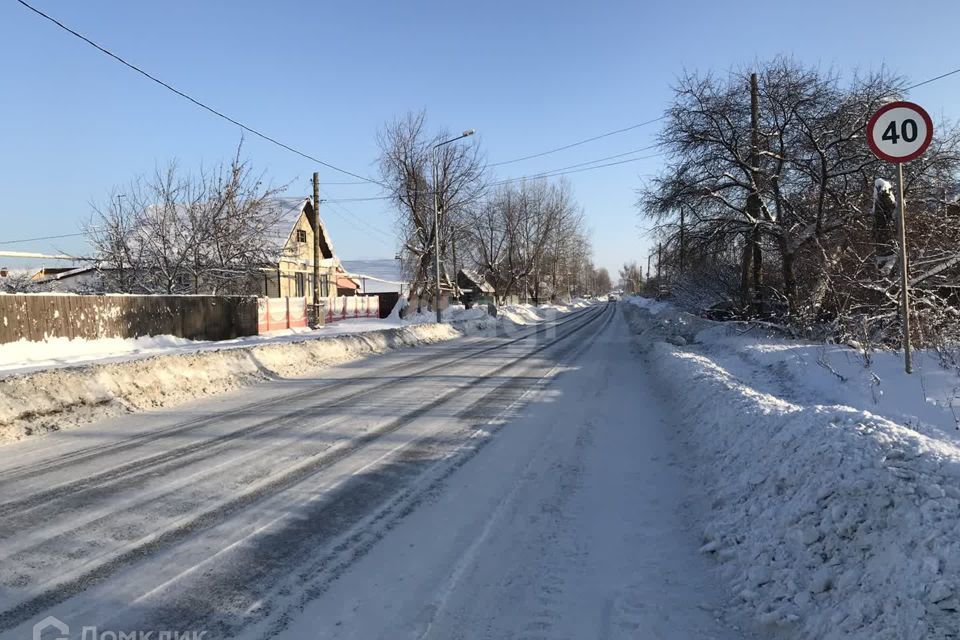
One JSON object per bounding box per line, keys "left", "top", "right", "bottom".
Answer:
{"left": 1, "top": 303, "right": 754, "bottom": 640}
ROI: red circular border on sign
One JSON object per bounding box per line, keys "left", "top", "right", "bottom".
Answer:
{"left": 866, "top": 101, "right": 934, "bottom": 163}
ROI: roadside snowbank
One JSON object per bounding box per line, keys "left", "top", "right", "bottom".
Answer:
{"left": 0, "top": 323, "right": 460, "bottom": 445}
{"left": 0, "top": 302, "right": 586, "bottom": 445}
{"left": 0, "top": 319, "right": 441, "bottom": 378}
{"left": 623, "top": 298, "right": 960, "bottom": 640}
{"left": 0, "top": 334, "right": 201, "bottom": 375}
{"left": 397, "top": 299, "right": 592, "bottom": 327}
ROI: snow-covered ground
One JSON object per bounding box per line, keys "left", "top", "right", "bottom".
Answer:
{"left": 0, "top": 301, "right": 590, "bottom": 445}
{"left": 0, "top": 300, "right": 591, "bottom": 378}
{"left": 9, "top": 294, "right": 950, "bottom": 639}
{"left": 0, "top": 301, "right": 766, "bottom": 640}
{"left": 624, "top": 295, "right": 960, "bottom": 639}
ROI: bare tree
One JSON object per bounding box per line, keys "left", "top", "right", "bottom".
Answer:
{"left": 0, "top": 270, "right": 41, "bottom": 293}
{"left": 378, "top": 110, "right": 485, "bottom": 306}
{"left": 84, "top": 142, "right": 287, "bottom": 294}
{"left": 640, "top": 57, "right": 960, "bottom": 344}
{"left": 619, "top": 262, "right": 642, "bottom": 294}
{"left": 464, "top": 178, "right": 585, "bottom": 303}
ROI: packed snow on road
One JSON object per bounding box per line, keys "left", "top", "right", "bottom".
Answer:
{"left": 2, "top": 299, "right": 960, "bottom": 639}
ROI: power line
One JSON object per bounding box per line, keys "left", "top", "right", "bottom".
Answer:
{"left": 325, "top": 202, "right": 395, "bottom": 242}
{"left": 15, "top": 0, "right": 384, "bottom": 187}
{"left": 481, "top": 66, "right": 960, "bottom": 173}
{"left": 904, "top": 67, "right": 960, "bottom": 92}
{"left": 325, "top": 195, "right": 394, "bottom": 203}
{"left": 482, "top": 66, "right": 958, "bottom": 172}
{"left": 324, "top": 147, "right": 668, "bottom": 202}
{"left": 316, "top": 185, "right": 395, "bottom": 245}
{"left": 511, "top": 145, "right": 663, "bottom": 176}
{"left": 487, "top": 116, "right": 666, "bottom": 168}
{"left": 489, "top": 152, "right": 666, "bottom": 187}
{"left": 0, "top": 232, "right": 87, "bottom": 246}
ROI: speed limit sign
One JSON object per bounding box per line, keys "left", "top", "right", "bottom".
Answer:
{"left": 867, "top": 101, "right": 933, "bottom": 163}
{"left": 866, "top": 100, "right": 934, "bottom": 375}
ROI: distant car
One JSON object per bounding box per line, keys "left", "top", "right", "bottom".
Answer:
{"left": 607, "top": 294, "right": 617, "bottom": 301}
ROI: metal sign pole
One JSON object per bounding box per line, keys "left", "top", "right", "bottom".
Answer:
{"left": 896, "top": 162, "right": 912, "bottom": 374}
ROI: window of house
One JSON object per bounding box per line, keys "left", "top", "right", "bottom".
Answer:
{"left": 295, "top": 272, "right": 306, "bottom": 297}
{"left": 296, "top": 229, "right": 307, "bottom": 243}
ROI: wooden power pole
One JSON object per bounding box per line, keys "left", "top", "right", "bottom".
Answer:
{"left": 657, "top": 242, "right": 662, "bottom": 281}
{"left": 748, "top": 72, "right": 763, "bottom": 311}
{"left": 679, "top": 207, "right": 685, "bottom": 275}
{"left": 312, "top": 172, "right": 322, "bottom": 328}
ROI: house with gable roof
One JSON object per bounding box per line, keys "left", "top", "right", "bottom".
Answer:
{"left": 257, "top": 197, "right": 358, "bottom": 302}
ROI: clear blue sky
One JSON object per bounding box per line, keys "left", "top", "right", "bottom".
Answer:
{"left": 3, "top": 0, "right": 960, "bottom": 277}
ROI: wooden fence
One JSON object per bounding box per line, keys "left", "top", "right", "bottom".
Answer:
{"left": 0, "top": 294, "right": 258, "bottom": 344}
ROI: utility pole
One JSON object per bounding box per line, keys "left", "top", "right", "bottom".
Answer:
{"left": 647, "top": 252, "right": 652, "bottom": 283}
{"left": 679, "top": 207, "right": 685, "bottom": 275}
{"left": 748, "top": 72, "right": 763, "bottom": 312}
{"left": 312, "top": 172, "right": 322, "bottom": 328}
{"left": 432, "top": 129, "right": 475, "bottom": 322}
{"left": 432, "top": 153, "right": 443, "bottom": 323}
{"left": 657, "top": 242, "right": 662, "bottom": 281}
{"left": 451, "top": 232, "right": 458, "bottom": 298}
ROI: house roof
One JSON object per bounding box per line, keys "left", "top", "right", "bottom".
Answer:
{"left": 339, "top": 259, "right": 405, "bottom": 293}
{"left": 336, "top": 276, "right": 359, "bottom": 290}
{"left": 459, "top": 268, "right": 495, "bottom": 293}
{"left": 264, "top": 197, "right": 337, "bottom": 262}
{"left": 32, "top": 266, "right": 96, "bottom": 282}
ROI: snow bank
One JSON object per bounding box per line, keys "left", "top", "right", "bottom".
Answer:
{"left": 0, "top": 323, "right": 460, "bottom": 445}
{"left": 623, "top": 301, "right": 960, "bottom": 639}
{"left": 399, "top": 299, "right": 590, "bottom": 326}
{"left": 0, "top": 315, "right": 487, "bottom": 378}
{"left": 0, "top": 301, "right": 588, "bottom": 445}
{"left": 0, "top": 335, "right": 200, "bottom": 375}
{"left": 625, "top": 294, "right": 672, "bottom": 316}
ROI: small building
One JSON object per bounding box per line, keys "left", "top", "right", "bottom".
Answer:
{"left": 31, "top": 265, "right": 101, "bottom": 292}
{"left": 31, "top": 267, "right": 81, "bottom": 282}
{"left": 335, "top": 272, "right": 360, "bottom": 296}
{"left": 259, "top": 197, "right": 340, "bottom": 303}
{"left": 339, "top": 259, "right": 405, "bottom": 295}
{"left": 340, "top": 259, "right": 407, "bottom": 318}
{"left": 457, "top": 269, "right": 495, "bottom": 308}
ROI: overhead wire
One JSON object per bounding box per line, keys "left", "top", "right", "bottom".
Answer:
{"left": 15, "top": 0, "right": 385, "bottom": 187}
{"left": 488, "top": 152, "right": 667, "bottom": 187}
{"left": 0, "top": 232, "right": 87, "bottom": 245}
{"left": 13, "top": 0, "right": 960, "bottom": 239}
{"left": 487, "top": 116, "right": 666, "bottom": 167}
{"left": 316, "top": 185, "right": 395, "bottom": 246}
{"left": 324, "top": 147, "right": 668, "bottom": 202}
{"left": 903, "top": 68, "right": 960, "bottom": 92}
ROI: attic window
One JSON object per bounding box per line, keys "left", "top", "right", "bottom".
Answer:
{"left": 296, "top": 229, "right": 307, "bottom": 243}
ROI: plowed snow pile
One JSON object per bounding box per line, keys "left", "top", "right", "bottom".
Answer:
{"left": 624, "top": 297, "right": 960, "bottom": 639}
{"left": 0, "top": 323, "right": 461, "bottom": 445}
{"left": 0, "top": 302, "right": 581, "bottom": 445}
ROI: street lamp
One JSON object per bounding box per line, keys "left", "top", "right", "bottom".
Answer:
{"left": 433, "top": 129, "right": 475, "bottom": 322}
